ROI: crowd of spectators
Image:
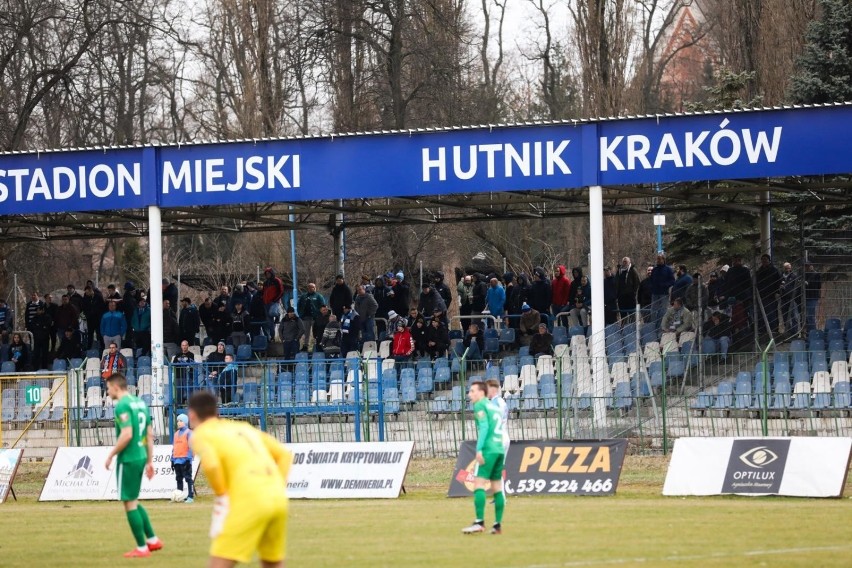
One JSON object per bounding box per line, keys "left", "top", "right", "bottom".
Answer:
{"left": 0, "top": 255, "right": 825, "bottom": 372}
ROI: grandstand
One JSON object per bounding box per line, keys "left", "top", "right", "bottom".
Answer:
{"left": 3, "top": 303, "right": 850, "bottom": 459}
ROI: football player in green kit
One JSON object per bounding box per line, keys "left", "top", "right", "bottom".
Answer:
{"left": 462, "top": 381, "right": 505, "bottom": 535}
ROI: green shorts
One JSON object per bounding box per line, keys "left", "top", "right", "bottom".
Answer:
{"left": 117, "top": 459, "right": 146, "bottom": 501}
{"left": 475, "top": 452, "right": 505, "bottom": 481}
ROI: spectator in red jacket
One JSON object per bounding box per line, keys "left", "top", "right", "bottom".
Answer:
{"left": 391, "top": 320, "right": 414, "bottom": 364}
{"left": 551, "top": 265, "right": 572, "bottom": 326}
{"left": 262, "top": 268, "right": 285, "bottom": 340}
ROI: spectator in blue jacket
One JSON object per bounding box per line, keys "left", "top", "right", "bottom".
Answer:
{"left": 669, "top": 265, "right": 693, "bottom": 304}
{"left": 131, "top": 297, "right": 152, "bottom": 356}
{"left": 650, "top": 253, "right": 676, "bottom": 329}
{"left": 485, "top": 278, "right": 506, "bottom": 325}
{"left": 100, "top": 301, "right": 128, "bottom": 349}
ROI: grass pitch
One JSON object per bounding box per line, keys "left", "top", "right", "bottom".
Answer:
{"left": 1, "top": 456, "right": 850, "bottom": 567}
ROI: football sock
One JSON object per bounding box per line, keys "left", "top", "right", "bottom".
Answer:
{"left": 494, "top": 491, "right": 505, "bottom": 524}
{"left": 126, "top": 509, "right": 147, "bottom": 547}
{"left": 474, "top": 489, "right": 486, "bottom": 523}
{"left": 137, "top": 504, "right": 155, "bottom": 539}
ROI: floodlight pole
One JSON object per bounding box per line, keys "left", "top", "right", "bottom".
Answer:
{"left": 589, "top": 185, "right": 607, "bottom": 433}
{"left": 760, "top": 191, "right": 772, "bottom": 257}
{"left": 290, "top": 206, "right": 298, "bottom": 304}
{"left": 149, "top": 205, "right": 165, "bottom": 438}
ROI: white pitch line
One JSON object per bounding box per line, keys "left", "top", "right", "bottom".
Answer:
{"left": 509, "top": 544, "right": 852, "bottom": 568}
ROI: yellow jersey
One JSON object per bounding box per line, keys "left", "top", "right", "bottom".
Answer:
{"left": 191, "top": 418, "right": 292, "bottom": 500}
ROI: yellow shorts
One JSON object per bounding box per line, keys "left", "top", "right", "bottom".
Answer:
{"left": 211, "top": 496, "right": 289, "bottom": 563}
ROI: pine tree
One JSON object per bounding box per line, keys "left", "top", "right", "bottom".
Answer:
{"left": 790, "top": 0, "right": 852, "bottom": 104}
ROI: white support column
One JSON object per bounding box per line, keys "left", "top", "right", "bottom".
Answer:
{"left": 589, "top": 186, "right": 607, "bottom": 432}
{"left": 148, "top": 205, "right": 165, "bottom": 439}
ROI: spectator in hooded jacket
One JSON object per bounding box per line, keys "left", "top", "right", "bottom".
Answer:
{"left": 131, "top": 297, "right": 152, "bottom": 356}
{"left": 528, "top": 267, "right": 551, "bottom": 321}
{"left": 328, "top": 274, "right": 353, "bottom": 319}
{"left": 411, "top": 316, "right": 428, "bottom": 358}
{"left": 391, "top": 319, "right": 414, "bottom": 362}
{"left": 425, "top": 316, "right": 450, "bottom": 358}
{"left": 278, "top": 307, "right": 303, "bottom": 361}
{"left": 471, "top": 273, "right": 488, "bottom": 315}
{"left": 418, "top": 283, "right": 447, "bottom": 317}
{"left": 551, "top": 266, "right": 572, "bottom": 325}
{"left": 433, "top": 272, "right": 452, "bottom": 312}
{"left": 262, "top": 268, "right": 285, "bottom": 339}
{"left": 485, "top": 278, "right": 506, "bottom": 324}
{"left": 298, "top": 283, "right": 327, "bottom": 351}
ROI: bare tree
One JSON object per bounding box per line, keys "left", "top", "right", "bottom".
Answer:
{"left": 568, "top": 0, "right": 634, "bottom": 116}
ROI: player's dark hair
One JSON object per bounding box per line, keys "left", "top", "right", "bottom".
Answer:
{"left": 471, "top": 381, "right": 487, "bottom": 394}
{"left": 189, "top": 390, "right": 219, "bottom": 420}
{"left": 485, "top": 379, "right": 500, "bottom": 389}
{"left": 106, "top": 373, "right": 127, "bottom": 389}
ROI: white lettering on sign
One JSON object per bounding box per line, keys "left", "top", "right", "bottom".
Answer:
{"left": 161, "top": 154, "right": 301, "bottom": 194}
{"left": 0, "top": 163, "right": 141, "bottom": 203}
{"left": 600, "top": 121, "right": 783, "bottom": 171}
{"left": 422, "top": 141, "right": 572, "bottom": 182}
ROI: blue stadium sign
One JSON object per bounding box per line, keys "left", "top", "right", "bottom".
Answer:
{"left": 1, "top": 105, "right": 850, "bottom": 215}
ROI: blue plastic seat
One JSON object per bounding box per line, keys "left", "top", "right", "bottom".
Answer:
{"left": 611, "top": 382, "right": 632, "bottom": 411}
{"left": 236, "top": 344, "right": 252, "bottom": 361}
{"left": 551, "top": 327, "right": 568, "bottom": 346}
{"left": 833, "top": 382, "right": 851, "bottom": 409}
{"left": 382, "top": 368, "right": 398, "bottom": 390}
{"left": 712, "top": 383, "right": 734, "bottom": 409}
{"left": 243, "top": 382, "right": 259, "bottom": 405}
{"left": 734, "top": 380, "right": 752, "bottom": 409}
{"left": 770, "top": 381, "right": 791, "bottom": 410}
{"left": 250, "top": 335, "right": 268, "bottom": 355}
{"left": 520, "top": 384, "right": 540, "bottom": 411}
{"left": 691, "top": 391, "right": 712, "bottom": 410}
{"left": 416, "top": 368, "right": 433, "bottom": 394}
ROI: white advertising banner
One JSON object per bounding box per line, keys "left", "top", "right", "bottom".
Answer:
{"left": 287, "top": 442, "right": 414, "bottom": 499}
{"left": 39, "top": 446, "right": 200, "bottom": 502}
{"left": 663, "top": 437, "right": 852, "bottom": 498}
{"left": 0, "top": 449, "right": 24, "bottom": 504}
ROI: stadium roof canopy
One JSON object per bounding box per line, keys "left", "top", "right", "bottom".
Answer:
{"left": 1, "top": 102, "right": 851, "bottom": 242}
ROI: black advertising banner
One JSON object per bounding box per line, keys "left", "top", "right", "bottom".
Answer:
{"left": 721, "top": 439, "right": 791, "bottom": 494}
{"left": 448, "top": 440, "right": 628, "bottom": 497}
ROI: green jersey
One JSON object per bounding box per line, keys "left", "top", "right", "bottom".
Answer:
{"left": 114, "top": 394, "right": 151, "bottom": 464}
{"left": 474, "top": 398, "right": 503, "bottom": 454}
